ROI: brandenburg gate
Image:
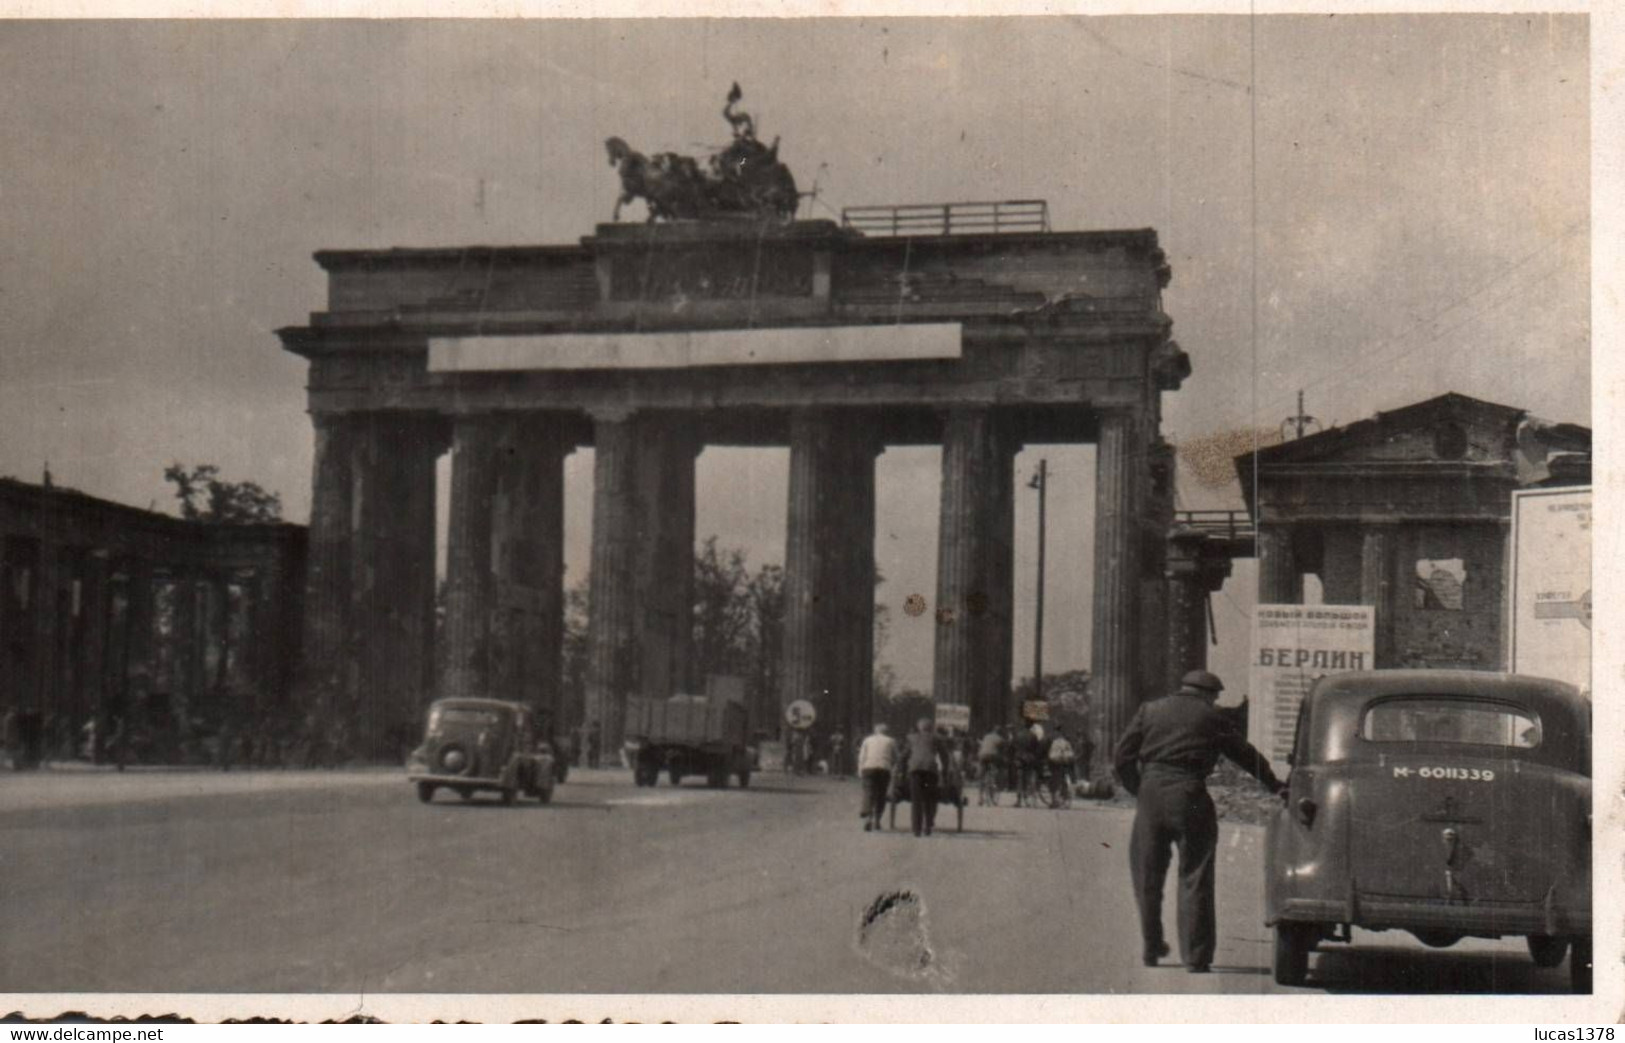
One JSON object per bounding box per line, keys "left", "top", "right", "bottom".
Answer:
{"left": 277, "top": 205, "right": 1189, "bottom": 775}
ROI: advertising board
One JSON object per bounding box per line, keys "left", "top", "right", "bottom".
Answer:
{"left": 1509, "top": 486, "right": 1592, "bottom": 693}
{"left": 1248, "top": 604, "right": 1375, "bottom": 774}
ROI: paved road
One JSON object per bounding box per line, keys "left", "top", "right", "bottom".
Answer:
{"left": 0, "top": 767, "right": 1572, "bottom": 995}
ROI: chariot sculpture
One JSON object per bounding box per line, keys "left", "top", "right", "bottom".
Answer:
{"left": 606, "top": 83, "right": 800, "bottom": 223}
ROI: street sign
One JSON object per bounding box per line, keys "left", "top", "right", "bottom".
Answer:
{"left": 785, "top": 699, "right": 817, "bottom": 731}
{"left": 1022, "top": 700, "right": 1049, "bottom": 722}
{"left": 935, "top": 703, "right": 970, "bottom": 732}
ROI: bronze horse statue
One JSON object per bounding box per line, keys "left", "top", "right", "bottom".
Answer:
{"left": 605, "top": 137, "right": 708, "bottom": 222}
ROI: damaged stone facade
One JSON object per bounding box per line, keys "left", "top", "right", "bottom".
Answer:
{"left": 0, "top": 478, "right": 305, "bottom": 760}
{"left": 1236, "top": 393, "right": 1590, "bottom": 671}
{"left": 280, "top": 217, "right": 1190, "bottom": 774}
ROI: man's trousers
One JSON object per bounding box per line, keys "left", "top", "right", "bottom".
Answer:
{"left": 1128, "top": 771, "right": 1219, "bottom": 967}
{"left": 860, "top": 768, "right": 891, "bottom": 827}
{"left": 908, "top": 770, "right": 939, "bottom": 836}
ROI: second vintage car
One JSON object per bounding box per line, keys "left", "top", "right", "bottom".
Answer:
{"left": 407, "top": 698, "right": 558, "bottom": 806}
{"left": 1266, "top": 670, "right": 1591, "bottom": 992}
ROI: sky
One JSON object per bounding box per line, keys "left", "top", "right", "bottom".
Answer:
{"left": 0, "top": 15, "right": 1591, "bottom": 694}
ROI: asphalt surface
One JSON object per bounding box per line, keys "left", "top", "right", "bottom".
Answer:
{"left": 0, "top": 766, "right": 1575, "bottom": 995}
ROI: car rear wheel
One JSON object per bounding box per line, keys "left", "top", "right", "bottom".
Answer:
{"left": 1273, "top": 923, "right": 1312, "bottom": 987}
{"left": 535, "top": 785, "right": 554, "bottom": 805}
{"left": 1527, "top": 934, "right": 1569, "bottom": 968}
{"left": 1570, "top": 937, "right": 1592, "bottom": 993}
{"left": 668, "top": 768, "right": 683, "bottom": 786}
{"left": 500, "top": 786, "right": 516, "bottom": 806}
{"left": 416, "top": 782, "right": 436, "bottom": 804}
{"left": 707, "top": 766, "right": 728, "bottom": 789}
{"left": 736, "top": 770, "right": 751, "bottom": 788}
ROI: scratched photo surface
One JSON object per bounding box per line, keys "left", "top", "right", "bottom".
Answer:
{"left": 0, "top": 13, "right": 1597, "bottom": 1013}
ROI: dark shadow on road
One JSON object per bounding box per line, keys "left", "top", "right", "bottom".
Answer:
{"left": 428, "top": 798, "right": 612, "bottom": 812}
{"left": 665, "top": 784, "right": 824, "bottom": 797}
{"left": 1308, "top": 944, "right": 1563, "bottom": 994}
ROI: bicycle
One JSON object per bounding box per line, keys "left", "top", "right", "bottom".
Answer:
{"left": 976, "top": 759, "right": 1002, "bottom": 806}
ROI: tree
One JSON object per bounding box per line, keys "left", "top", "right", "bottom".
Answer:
{"left": 163, "top": 463, "right": 282, "bottom": 524}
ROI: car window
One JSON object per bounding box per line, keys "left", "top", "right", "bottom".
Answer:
{"left": 1361, "top": 697, "right": 1540, "bottom": 749}
{"left": 431, "top": 708, "right": 502, "bottom": 728}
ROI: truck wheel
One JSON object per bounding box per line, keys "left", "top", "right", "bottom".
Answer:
{"left": 1272, "top": 923, "right": 1311, "bottom": 987}
{"left": 1571, "top": 937, "right": 1593, "bottom": 993}
{"left": 500, "top": 786, "right": 516, "bottom": 806}
{"left": 535, "top": 785, "right": 554, "bottom": 805}
{"left": 668, "top": 768, "right": 683, "bottom": 787}
{"left": 736, "top": 770, "right": 751, "bottom": 789}
{"left": 1527, "top": 934, "right": 1569, "bottom": 968}
{"left": 416, "top": 782, "right": 436, "bottom": 804}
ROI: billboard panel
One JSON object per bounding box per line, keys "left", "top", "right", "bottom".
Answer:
{"left": 1509, "top": 487, "right": 1592, "bottom": 693}
{"left": 1248, "top": 604, "right": 1375, "bottom": 774}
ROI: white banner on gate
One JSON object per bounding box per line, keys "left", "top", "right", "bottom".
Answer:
{"left": 1248, "top": 604, "right": 1375, "bottom": 775}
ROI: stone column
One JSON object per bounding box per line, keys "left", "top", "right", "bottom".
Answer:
{"left": 299, "top": 414, "right": 356, "bottom": 720}
{"left": 1257, "top": 526, "right": 1303, "bottom": 605}
{"left": 1165, "top": 530, "right": 1233, "bottom": 692}
{"left": 585, "top": 410, "right": 640, "bottom": 757}
{"left": 352, "top": 415, "right": 443, "bottom": 757}
{"left": 1139, "top": 441, "right": 1177, "bottom": 703}
{"left": 932, "top": 409, "right": 1016, "bottom": 736}
{"left": 830, "top": 432, "right": 880, "bottom": 745}
{"left": 172, "top": 568, "right": 201, "bottom": 718}
{"left": 441, "top": 415, "right": 501, "bottom": 701}
{"left": 632, "top": 423, "right": 699, "bottom": 705}
{"left": 1360, "top": 525, "right": 1396, "bottom": 668}
{"left": 78, "top": 552, "right": 111, "bottom": 733}
{"left": 1089, "top": 410, "right": 1146, "bottom": 781}
{"left": 489, "top": 416, "right": 572, "bottom": 725}
{"left": 782, "top": 411, "right": 880, "bottom": 747}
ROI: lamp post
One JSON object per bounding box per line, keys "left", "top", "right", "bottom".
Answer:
{"left": 1027, "top": 459, "right": 1048, "bottom": 707}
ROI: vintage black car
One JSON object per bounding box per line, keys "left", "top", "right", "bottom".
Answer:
{"left": 1266, "top": 670, "right": 1591, "bottom": 991}
{"left": 407, "top": 698, "right": 557, "bottom": 806}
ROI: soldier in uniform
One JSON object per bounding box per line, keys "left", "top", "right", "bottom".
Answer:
{"left": 1113, "top": 669, "right": 1285, "bottom": 973}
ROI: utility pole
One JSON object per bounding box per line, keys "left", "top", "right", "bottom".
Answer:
{"left": 1028, "top": 459, "right": 1048, "bottom": 706}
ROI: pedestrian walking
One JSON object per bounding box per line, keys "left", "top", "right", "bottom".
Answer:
{"left": 1113, "top": 669, "right": 1286, "bottom": 973}
{"left": 976, "top": 725, "right": 1005, "bottom": 805}
{"left": 900, "top": 717, "right": 943, "bottom": 837}
{"left": 1013, "top": 723, "right": 1040, "bottom": 806}
{"left": 855, "top": 722, "right": 896, "bottom": 832}
{"left": 1047, "top": 726, "right": 1076, "bottom": 800}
